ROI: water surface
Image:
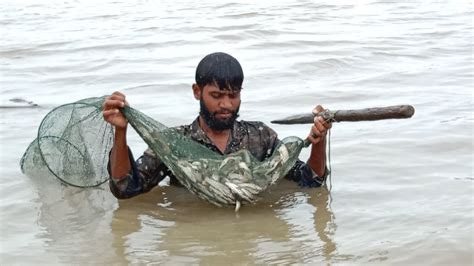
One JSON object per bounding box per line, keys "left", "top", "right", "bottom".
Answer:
{"left": 0, "top": 0, "right": 472, "bottom": 265}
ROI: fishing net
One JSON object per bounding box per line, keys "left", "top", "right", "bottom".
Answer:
{"left": 21, "top": 97, "right": 114, "bottom": 187}
{"left": 21, "top": 96, "right": 307, "bottom": 208}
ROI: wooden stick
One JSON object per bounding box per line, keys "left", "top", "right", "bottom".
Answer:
{"left": 271, "top": 105, "right": 415, "bottom": 124}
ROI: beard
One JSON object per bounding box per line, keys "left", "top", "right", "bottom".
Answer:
{"left": 200, "top": 99, "right": 240, "bottom": 131}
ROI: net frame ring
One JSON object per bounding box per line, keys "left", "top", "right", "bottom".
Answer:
{"left": 36, "top": 101, "right": 111, "bottom": 188}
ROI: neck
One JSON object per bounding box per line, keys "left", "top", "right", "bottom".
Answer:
{"left": 198, "top": 116, "right": 231, "bottom": 153}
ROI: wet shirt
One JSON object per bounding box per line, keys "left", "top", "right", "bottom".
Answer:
{"left": 109, "top": 118, "right": 326, "bottom": 199}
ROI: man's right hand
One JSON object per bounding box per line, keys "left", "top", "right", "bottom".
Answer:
{"left": 103, "top": 91, "right": 128, "bottom": 130}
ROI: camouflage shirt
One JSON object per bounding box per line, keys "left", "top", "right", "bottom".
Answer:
{"left": 109, "top": 118, "right": 326, "bottom": 199}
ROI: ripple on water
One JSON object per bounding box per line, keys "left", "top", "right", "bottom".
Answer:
{"left": 1, "top": 0, "right": 473, "bottom": 265}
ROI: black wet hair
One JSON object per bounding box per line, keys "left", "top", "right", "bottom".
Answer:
{"left": 195, "top": 52, "right": 244, "bottom": 91}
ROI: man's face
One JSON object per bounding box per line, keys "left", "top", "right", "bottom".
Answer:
{"left": 198, "top": 84, "right": 241, "bottom": 131}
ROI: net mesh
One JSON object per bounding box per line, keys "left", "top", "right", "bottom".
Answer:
{"left": 21, "top": 96, "right": 306, "bottom": 207}
{"left": 21, "top": 97, "right": 114, "bottom": 187}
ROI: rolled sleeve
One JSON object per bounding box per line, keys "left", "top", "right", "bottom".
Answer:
{"left": 285, "top": 160, "right": 328, "bottom": 188}
{"left": 108, "top": 147, "right": 170, "bottom": 199}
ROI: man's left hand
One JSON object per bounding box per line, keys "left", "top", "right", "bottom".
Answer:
{"left": 307, "top": 105, "right": 332, "bottom": 145}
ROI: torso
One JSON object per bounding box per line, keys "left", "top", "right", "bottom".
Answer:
{"left": 176, "top": 117, "right": 279, "bottom": 160}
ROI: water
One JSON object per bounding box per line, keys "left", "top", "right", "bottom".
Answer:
{"left": 1, "top": 0, "right": 472, "bottom": 264}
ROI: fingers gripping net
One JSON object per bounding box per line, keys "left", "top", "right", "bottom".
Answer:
{"left": 21, "top": 97, "right": 306, "bottom": 207}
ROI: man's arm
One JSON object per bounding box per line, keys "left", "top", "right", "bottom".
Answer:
{"left": 110, "top": 128, "right": 131, "bottom": 179}
{"left": 307, "top": 135, "right": 327, "bottom": 177}
{"left": 306, "top": 105, "right": 332, "bottom": 178}
{"left": 103, "top": 92, "right": 168, "bottom": 199}
{"left": 103, "top": 91, "right": 131, "bottom": 179}
{"left": 108, "top": 148, "right": 170, "bottom": 199}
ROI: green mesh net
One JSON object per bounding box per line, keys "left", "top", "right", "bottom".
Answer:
{"left": 21, "top": 96, "right": 306, "bottom": 208}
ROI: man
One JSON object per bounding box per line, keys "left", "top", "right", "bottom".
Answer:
{"left": 103, "top": 52, "right": 332, "bottom": 199}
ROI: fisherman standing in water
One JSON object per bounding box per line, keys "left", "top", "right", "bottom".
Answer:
{"left": 103, "top": 52, "right": 332, "bottom": 199}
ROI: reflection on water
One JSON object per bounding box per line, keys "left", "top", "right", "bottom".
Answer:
{"left": 107, "top": 181, "right": 338, "bottom": 264}
{"left": 30, "top": 176, "right": 121, "bottom": 264}
{"left": 31, "top": 175, "right": 343, "bottom": 264}
{"left": 28, "top": 173, "right": 344, "bottom": 265}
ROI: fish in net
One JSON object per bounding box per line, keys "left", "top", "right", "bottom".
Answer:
{"left": 20, "top": 96, "right": 307, "bottom": 210}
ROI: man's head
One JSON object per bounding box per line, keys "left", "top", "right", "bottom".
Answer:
{"left": 193, "top": 52, "right": 243, "bottom": 131}
{"left": 195, "top": 52, "right": 244, "bottom": 91}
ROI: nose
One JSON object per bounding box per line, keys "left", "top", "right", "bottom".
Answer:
{"left": 219, "top": 96, "right": 232, "bottom": 110}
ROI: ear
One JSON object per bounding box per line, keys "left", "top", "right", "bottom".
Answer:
{"left": 192, "top": 84, "right": 202, "bottom": 100}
